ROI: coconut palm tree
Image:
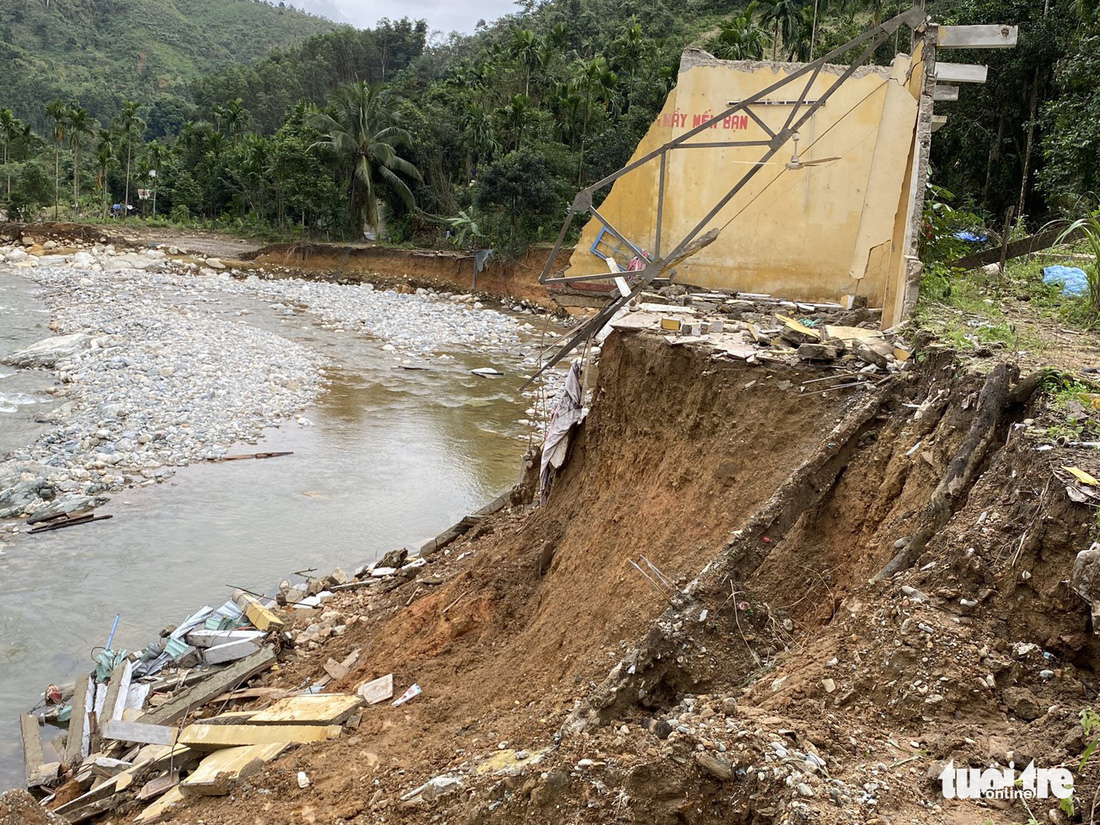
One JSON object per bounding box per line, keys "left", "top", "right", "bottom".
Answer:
{"left": 66, "top": 106, "right": 95, "bottom": 216}
{"left": 310, "top": 81, "right": 422, "bottom": 238}
{"left": 114, "top": 100, "right": 145, "bottom": 212}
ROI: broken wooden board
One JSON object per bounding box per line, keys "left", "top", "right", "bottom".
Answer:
{"left": 248, "top": 694, "right": 364, "bottom": 726}
{"left": 178, "top": 723, "right": 343, "bottom": 751}
{"left": 133, "top": 786, "right": 185, "bottom": 824}
{"left": 142, "top": 647, "right": 277, "bottom": 726}
{"left": 101, "top": 719, "right": 179, "bottom": 747}
{"left": 239, "top": 595, "right": 284, "bottom": 631}
{"left": 65, "top": 674, "right": 93, "bottom": 767}
{"left": 185, "top": 629, "right": 266, "bottom": 649}
{"left": 179, "top": 743, "right": 287, "bottom": 797}
{"left": 20, "top": 713, "right": 60, "bottom": 788}
{"left": 203, "top": 638, "right": 261, "bottom": 665}
{"left": 357, "top": 674, "right": 394, "bottom": 705}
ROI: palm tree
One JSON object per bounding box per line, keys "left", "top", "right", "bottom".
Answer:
{"left": 44, "top": 99, "right": 69, "bottom": 220}
{"left": 508, "top": 29, "right": 543, "bottom": 98}
{"left": 501, "top": 94, "right": 531, "bottom": 151}
{"left": 310, "top": 81, "right": 422, "bottom": 238}
{"left": 94, "top": 130, "right": 116, "bottom": 219}
{"left": 66, "top": 106, "right": 95, "bottom": 216}
{"left": 760, "top": 0, "right": 804, "bottom": 59}
{"left": 114, "top": 100, "right": 145, "bottom": 212}
{"left": 0, "top": 109, "right": 23, "bottom": 204}
{"left": 612, "top": 19, "right": 651, "bottom": 106}
{"left": 575, "top": 57, "right": 617, "bottom": 184}
{"left": 709, "top": 3, "right": 771, "bottom": 60}
{"left": 221, "top": 98, "right": 248, "bottom": 145}
{"left": 460, "top": 104, "right": 499, "bottom": 182}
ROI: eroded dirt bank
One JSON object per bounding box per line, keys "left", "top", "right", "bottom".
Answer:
{"left": 74, "top": 329, "right": 1097, "bottom": 825}
{"left": 245, "top": 243, "right": 572, "bottom": 312}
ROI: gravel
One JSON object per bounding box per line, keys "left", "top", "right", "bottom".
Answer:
{"left": 0, "top": 242, "right": 564, "bottom": 524}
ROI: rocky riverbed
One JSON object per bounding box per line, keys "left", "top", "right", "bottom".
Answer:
{"left": 0, "top": 238, "right": 558, "bottom": 527}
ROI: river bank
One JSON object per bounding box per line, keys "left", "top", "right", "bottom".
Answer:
{"left": 0, "top": 232, "right": 566, "bottom": 791}
{"left": 0, "top": 235, "right": 557, "bottom": 527}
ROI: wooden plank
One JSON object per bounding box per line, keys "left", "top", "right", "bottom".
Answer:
{"left": 142, "top": 647, "right": 277, "bottom": 726}
{"left": 931, "top": 115, "right": 948, "bottom": 133}
{"left": 184, "top": 629, "right": 266, "bottom": 649}
{"left": 178, "top": 723, "right": 342, "bottom": 751}
{"left": 932, "top": 84, "right": 959, "bottom": 102}
{"left": 203, "top": 638, "right": 260, "bottom": 665}
{"left": 932, "top": 62, "right": 988, "bottom": 84}
{"left": 20, "top": 713, "right": 60, "bottom": 788}
{"left": 101, "top": 720, "right": 179, "bottom": 747}
{"left": 65, "top": 675, "right": 93, "bottom": 767}
{"left": 179, "top": 743, "right": 287, "bottom": 797}
{"left": 249, "top": 694, "right": 364, "bottom": 726}
{"left": 938, "top": 24, "right": 1017, "bottom": 48}
{"left": 239, "top": 595, "right": 284, "bottom": 631}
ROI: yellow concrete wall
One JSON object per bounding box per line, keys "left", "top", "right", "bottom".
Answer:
{"left": 568, "top": 49, "right": 923, "bottom": 310}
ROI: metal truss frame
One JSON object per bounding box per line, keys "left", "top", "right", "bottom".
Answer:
{"left": 524, "top": 6, "right": 927, "bottom": 386}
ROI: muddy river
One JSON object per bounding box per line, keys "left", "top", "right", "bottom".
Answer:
{"left": 0, "top": 268, "right": 545, "bottom": 789}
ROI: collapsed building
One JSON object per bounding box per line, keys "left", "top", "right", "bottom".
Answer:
{"left": 540, "top": 11, "right": 1015, "bottom": 338}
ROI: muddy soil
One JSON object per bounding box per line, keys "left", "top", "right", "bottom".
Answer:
{"left": 50, "top": 329, "right": 1092, "bottom": 825}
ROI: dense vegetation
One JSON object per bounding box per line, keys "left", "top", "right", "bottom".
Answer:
{"left": 0, "top": 0, "right": 335, "bottom": 132}
{"left": 3, "top": 0, "right": 1100, "bottom": 257}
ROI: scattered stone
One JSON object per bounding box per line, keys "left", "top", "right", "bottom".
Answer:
{"left": 1003, "top": 687, "right": 1043, "bottom": 721}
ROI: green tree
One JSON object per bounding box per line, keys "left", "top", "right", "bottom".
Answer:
{"left": 0, "top": 108, "right": 23, "bottom": 204}
{"left": 44, "top": 99, "right": 68, "bottom": 219}
{"left": 709, "top": 2, "right": 771, "bottom": 60}
{"left": 310, "top": 81, "right": 422, "bottom": 237}
{"left": 508, "top": 29, "right": 544, "bottom": 98}
{"left": 93, "top": 129, "right": 116, "bottom": 219}
{"left": 66, "top": 105, "right": 94, "bottom": 215}
{"left": 760, "top": 0, "right": 804, "bottom": 59}
{"left": 114, "top": 100, "right": 145, "bottom": 211}
{"left": 476, "top": 146, "right": 570, "bottom": 253}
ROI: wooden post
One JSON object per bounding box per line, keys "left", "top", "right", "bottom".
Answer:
{"left": 999, "top": 206, "right": 1016, "bottom": 274}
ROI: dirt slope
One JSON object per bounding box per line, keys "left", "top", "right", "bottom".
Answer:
{"left": 58, "top": 329, "right": 1100, "bottom": 825}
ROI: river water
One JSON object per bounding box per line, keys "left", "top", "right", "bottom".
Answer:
{"left": 0, "top": 267, "right": 546, "bottom": 790}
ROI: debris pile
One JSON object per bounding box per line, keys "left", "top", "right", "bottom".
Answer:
{"left": 609, "top": 287, "right": 910, "bottom": 384}
{"left": 18, "top": 580, "right": 382, "bottom": 825}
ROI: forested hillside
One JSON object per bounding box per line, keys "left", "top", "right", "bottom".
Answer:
{"left": 0, "top": 0, "right": 336, "bottom": 131}
{"left": 3, "top": 0, "right": 1100, "bottom": 265}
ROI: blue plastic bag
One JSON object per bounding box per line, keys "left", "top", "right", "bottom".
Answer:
{"left": 1043, "top": 265, "right": 1089, "bottom": 297}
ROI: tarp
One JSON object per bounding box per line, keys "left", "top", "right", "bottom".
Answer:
{"left": 540, "top": 360, "right": 585, "bottom": 505}
{"left": 1043, "top": 265, "right": 1089, "bottom": 297}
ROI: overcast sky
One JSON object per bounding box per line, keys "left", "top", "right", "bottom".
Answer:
{"left": 283, "top": 0, "right": 518, "bottom": 36}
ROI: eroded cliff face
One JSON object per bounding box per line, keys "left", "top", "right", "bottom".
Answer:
{"left": 69, "top": 330, "right": 1098, "bottom": 825}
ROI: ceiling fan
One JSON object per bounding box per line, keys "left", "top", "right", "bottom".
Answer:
{"left": 785, "top": 132, "right": 840, "bottom": 170}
